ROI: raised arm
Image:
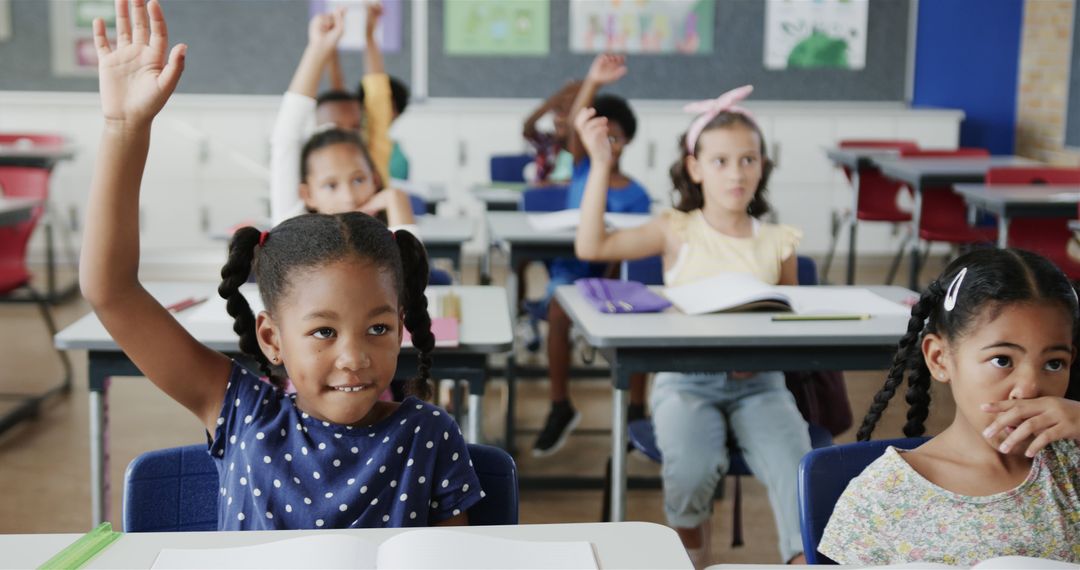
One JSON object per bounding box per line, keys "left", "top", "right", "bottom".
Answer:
{"left": 327, "top": 49, "right": 346, "bottom": 91}
{"left": 567, "top": 54, "right": 627, "bottom": 163}
{"left": 360, "top": 2, "right": 392, "bottom": 184}
{"left": 573, "top": 108, "right": 665, "bottom": 262}
{"left": 523, "top": 80, "right": 579, "bottom": 142}
{"left": 82, "top": 0, "right": 230, "bottom": 434}
{"left": 287, "top": 8, "right": 345, "bottom": 98}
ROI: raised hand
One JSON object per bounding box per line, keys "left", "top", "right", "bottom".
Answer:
{"left": 94, "top": 0, "right": 186, "bottom": 127}
{"left": 586, "top": 54, "right": 627, "bottom": 86}
{"left": 981, "top": 397, "right": 1080, "bottom": 457}
{"left": 574, "top": 107, "right": 611, "bottom": 164}
{"left": 366, "top": 2, "right": 383, "bottom": 39}
{"left": 307, "top": 7, "right": 346, "bottom": 54}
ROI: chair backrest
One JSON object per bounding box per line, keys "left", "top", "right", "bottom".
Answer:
{"left": 490, "top": 154, "right": 533, "bottom": 183}
{"left": 0, "top": 132, "right": 67, "bottom": 147}
{"left": 620, "top": 256, "right": 663, "bottom": 285}
{"left": 406, "top": 192, "right": 427, "bottom": 216}
{"left": 0, "top": 166, "right": 51, "bottom": 293}
{"left": 796, "top": 255, "right": 818, "bottom": 286}
{"left": 123, "top": 443, "right": 517, "bottom": 532}
{"left": 798, "top": 437, "right": 930, "bottom": 564}
{"left": 520, "top": 185, "right": 569, "bottom": 212}
{"left": 899, "top": 147, "right": 990, "bottom": 159}
{"left": 985, "top": 167, "right": 1080, "bottom": 186}
{"left": 834, "top": 141, "right": 917, "bottom": 222}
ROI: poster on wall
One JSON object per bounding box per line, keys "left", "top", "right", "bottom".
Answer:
{"left": 569, "top": 0, "right": 713, "bottom": 54}
{"left": 0, "top": 0, "right": 11, "bottom": 43}
{"left": 308, "top": 0, "right": 402, "bottom": 52}
{"left": 764, "top": 0, "right": 868, "bottom": 70}
{"left": 49, "top": 0, "right": 114, "bottom": 77}
{"left": 445, "top": 0, "right": 549, "bottom": 56}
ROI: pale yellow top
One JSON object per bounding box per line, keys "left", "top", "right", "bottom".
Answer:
{"left": 661, "top": 208, "right": 802, "bottom": 287}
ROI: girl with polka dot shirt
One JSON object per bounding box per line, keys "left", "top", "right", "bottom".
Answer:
{"left": 82, "top": 0, "right": 482, "bottom": 530}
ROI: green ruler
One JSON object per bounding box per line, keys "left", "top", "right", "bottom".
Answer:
{"left": 38, "top": 522, "right": 122, "bottom": 569}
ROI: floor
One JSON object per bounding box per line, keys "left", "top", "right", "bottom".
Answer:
{"left": 0, "top": 255, "right": 954, "bottom": 566}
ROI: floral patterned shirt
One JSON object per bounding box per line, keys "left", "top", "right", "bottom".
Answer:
{"left": 818, "top": 440, "right": 1080, "bottom": 565}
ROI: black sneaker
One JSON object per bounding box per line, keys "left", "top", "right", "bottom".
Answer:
{"left": 532, "top": 403, "right": 582, "bottom": 457}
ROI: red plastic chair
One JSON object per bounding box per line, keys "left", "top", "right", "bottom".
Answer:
{"left": 0, "top": 133, "right": 67, "bottom": 147}
{"left": 0, "top": 165, "right": 73, "bottom": 434}
{"left": 900, "top": 147, "right": 997, "bottom": 252}
{"left": 985, "top": 167, "right": 1080, "bottom": 279}
{"left": 823, "top": 140, "right": 919, "bottom": 284}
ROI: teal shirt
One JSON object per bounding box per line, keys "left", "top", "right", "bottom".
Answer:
{"left": 390, "top": 141, "right": 410, "bottom": 180}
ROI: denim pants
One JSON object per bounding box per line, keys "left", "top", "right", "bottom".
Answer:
{"left": 650, "top": 370, "right": 810, "bottom": 562}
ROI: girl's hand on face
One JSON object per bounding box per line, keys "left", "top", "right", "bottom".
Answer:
{"left": 94, "top": 0, "right": 186, "bottom": 129}
{"left": 574, "top": 108, "right": 611, "bottom": 164}
{"left": 981, "top": 397, "right": 1080, "bottom": 457}
{"left": 358, "top": 188, "right": 390, "bottom": 216}
{"left": 587, "top": 54, "right": 627, "bottom": 85}
{"left": 307, "top": 8, "right": 346, "bottom": 53}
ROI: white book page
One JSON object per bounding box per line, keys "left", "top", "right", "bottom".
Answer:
{"left": 776, "top": 287, "right": 911, "bottom": 316}
{"left": 973, "top": 556, "right": 1080, "bottom": 569}
{"left": 152, "top": 535, "right": 376, "bottom": 569}
{"left": 663, "top": 273, "right": 789, "bottom": 315}
{"left": 527, "top": 209, "right": 581, "bottom": 232}
{"left": 375, "top": 529, "right": 598, "bottom": 570}
{"left": 603, "top": 212, "right": 652, "bottom": 229}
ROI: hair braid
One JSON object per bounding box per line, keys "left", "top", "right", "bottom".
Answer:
{"left": 219, "top": 227, "right": 280, "bottom": 388}
{"left": 856, "top": 283, "right": 943, "bottom": 441}
{"left": 394, "top": 229, "right": 434, "bottom": 400}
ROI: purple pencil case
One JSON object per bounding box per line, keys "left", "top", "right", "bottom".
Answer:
{"left": 575, "top": 278, "right": 672, "bottom": 314}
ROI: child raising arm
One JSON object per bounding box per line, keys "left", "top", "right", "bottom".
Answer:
{"left": 83, "top": 0, "right": 479, "bottom": 530}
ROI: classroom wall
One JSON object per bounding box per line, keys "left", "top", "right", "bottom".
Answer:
{"left": 1016, "top": 0, "right": 1080, "bottom": 165}
{"left": 911, "top": 0, "right": 1023, "bottom": 154}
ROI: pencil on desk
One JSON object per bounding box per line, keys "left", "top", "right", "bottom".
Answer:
{"left": 772, "top": 314, "right": 871, "bottom": 322}
{"left": 166, "top": 296, "right": 208, "bottom": 313}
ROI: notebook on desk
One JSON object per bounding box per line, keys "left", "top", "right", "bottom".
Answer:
{"left": 526, "top": 209, "right": 650, "bottom": 232}
{"left": 152, "top": 530, "right": 598, "bottom": 570}
{"left": 663, "top": 272, "right": 911, "bottom": 317}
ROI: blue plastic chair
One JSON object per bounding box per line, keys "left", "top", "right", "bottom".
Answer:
{"left": 799, "top": 437, "right": 929, "bottom": 564}
{"left": 519, "top": 185, "right": 569, "bottom": 213}
{"left": 407, "top": 193, "right": 427, "bottom": 217}
{"left": 490, "top": 153, "right": 533, "bottom": 183}
{"left": 123, "top": 443, "right": 518, "bottom": 531}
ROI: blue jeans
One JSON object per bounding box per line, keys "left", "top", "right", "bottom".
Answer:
{"left": 650, "top": 371, "right": 809, "bottom": 562}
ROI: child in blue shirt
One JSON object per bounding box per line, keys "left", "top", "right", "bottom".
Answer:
{"left": 533, "top": 54, "right": 651, "bottom": 457}
{"left": 83, "top": 0, "right": 481, "bottom": 529}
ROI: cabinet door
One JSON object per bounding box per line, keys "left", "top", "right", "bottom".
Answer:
{"left": 770, "top": 116, "right": 834, "bottom": 185}
{"left": 392, "top": 111, "right": 462, "bottom": 198}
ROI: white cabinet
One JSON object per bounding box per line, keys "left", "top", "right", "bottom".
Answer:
{"left": 0, "top": 91, "right": 964, "bottom": 264}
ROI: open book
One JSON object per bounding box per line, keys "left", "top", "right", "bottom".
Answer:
{"left": 152, "top": 530, "right": 598, "bottom": 570}
{"left": 836, "top": 557, "right": 1080, "bottom": 569}
{"left": 526, "top": 209, "right": 650, "bottom": 232}
{"left": 663, "top": 272, "right": 911, "bottom": 317}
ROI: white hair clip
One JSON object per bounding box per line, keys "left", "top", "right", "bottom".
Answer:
{"left": 943, "top": 267, "right": 967, "bottom": 312}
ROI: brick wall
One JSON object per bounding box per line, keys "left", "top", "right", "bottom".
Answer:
{"left": 1015, "top": 0, "right": 1080, "bottom": 164}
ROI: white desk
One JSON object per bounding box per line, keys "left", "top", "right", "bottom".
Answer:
{"left": 554, "top": 284, "right": 916, "bottom": 522}
{"left": 55, "top": 283, "right": 513, "bottom": 527}
{"left": 0, "top": 522, "right": 692, "bottom": 569}
{"left": 0, "top": 196, "right": 38, "bottom": 226}
{"left": 472, "top": 182, "right": 528, "bottom": 212}
{"left": 873, "top": 155, "right": 1038, "bottom": 289}
{"left": 953, "top": 183, "right": 1080, "bottom": 248}
{"left": 483, "top": 210, "right": 577, "bottom": 291}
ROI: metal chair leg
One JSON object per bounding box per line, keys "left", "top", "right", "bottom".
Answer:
{"left": 885, "top": 230, "right": 913, "bottom": 285}
{"left": 821, "top": 210, "right": 849, "bottom": 284}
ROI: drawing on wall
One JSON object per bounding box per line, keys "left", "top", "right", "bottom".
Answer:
{"left": 569, "top": 0, "right": 713, "bottom": 54}
{"left": 50, "top": 0, "right": 114, "bottom": 77}
{"left": 764, "top": 0, "right": 868, "bottom": 70}
{"left": 308, "top": 0, "right": 402, "bottom": 53}
{"left": 445, "top": 0, "right": 549, "bottom": 56}
{"left": 0, "top": 0, "right": 12, "bottom": 43}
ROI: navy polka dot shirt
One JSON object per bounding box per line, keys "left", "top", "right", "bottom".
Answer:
{"left": 209, "top": 362, "right": 483, "bottom": 530}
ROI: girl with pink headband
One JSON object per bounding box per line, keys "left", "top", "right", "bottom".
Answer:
{"left": 574, "top": 85, "right": 809, "bottom": 567}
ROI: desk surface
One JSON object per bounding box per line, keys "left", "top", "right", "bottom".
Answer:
{"left": 824, "top": 147, "right": 901, "bottom": 170}
{"left": 472, "top": 182, "right": 529, "bottom": 207}
{"left": 487, "top": 211, "right": 576, "bottom": 245}
{"left": 0, "top": 142, "right": 77, "bottom": 160}
{"left": 0, "top": 522, "right": 691, "bottom": 569}
{"left": 414, "top": 216, "right": 475, "bottom": 244}
{"left": 953, "top": 183, "right": 1080, "bottom": 206}
{"left": 873, "top": 156, "right": 1037, "bottom": 185}
{"left": 0, "top": 196, "right": 38, "bottom": 226}
{"left": 55, "top": 284, "right": 513, "bottom": 353}
{"left": 555, "top": 285, "right": 915, "bottom": 349}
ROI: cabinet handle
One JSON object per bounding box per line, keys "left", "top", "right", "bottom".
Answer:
{"left": 647, "top": 141, "right": 656, "bottom": 169}
{"left": 200, "top": 205, "right": 210, "bottom": 234}
{"left": 458, "top": 140, "right": 467, "bottom": 167}
{"left": 771, "top": 142, "right": 781, "bottom": 169}
{"left": 69, "top": 205, "right": 80, "bottom": 232}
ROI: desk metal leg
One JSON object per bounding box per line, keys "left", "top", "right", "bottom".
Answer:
{"left": 998, "top": 217, "right": 1010, "bottom": 248}
{"left": 908, "top": 187, "right": 923, "bottom": 291}
{"left": 88, "top": 371, "right": 110, "bottom": 526}
{"left": 846, "top": 170, "right": 860, "bottom": 285}
{"left": 503, "top": 355, "right": 517, "bottom": 454}
{"left": 463, "top": 369, "right": 487, "bottom": 444}
{"left": 609, "top": 384, "right": 629, "bottom": 522}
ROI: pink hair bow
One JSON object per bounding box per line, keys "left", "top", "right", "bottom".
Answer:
{"left": 683, "top": 85, "right": 755, "bottom": 154}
